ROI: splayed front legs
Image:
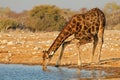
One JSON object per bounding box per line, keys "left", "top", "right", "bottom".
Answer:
{"left": 55, "top": 38, "right": 82, "bottom": 67}
{"left": 55, "top": 41, "right": 71, "bottom": 67}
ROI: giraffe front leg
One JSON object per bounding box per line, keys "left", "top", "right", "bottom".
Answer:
{"left": 55, "top": 41, "right": 70, "bottom": 67}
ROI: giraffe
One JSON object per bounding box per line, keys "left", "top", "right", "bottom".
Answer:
{"left": 42, "top": 8, "right": 106, "bottom": 71}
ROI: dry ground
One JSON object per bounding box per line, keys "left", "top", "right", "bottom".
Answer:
{"left": 0, "top": 30, "right": 120, "bottom": 68}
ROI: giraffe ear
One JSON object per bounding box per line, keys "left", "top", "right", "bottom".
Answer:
{"left": 48, "top": 51, "right": 54, "bottom": 59}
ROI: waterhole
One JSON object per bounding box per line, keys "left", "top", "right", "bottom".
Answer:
{"left": 0, "top": 64, "right": 119, "bottom": 80}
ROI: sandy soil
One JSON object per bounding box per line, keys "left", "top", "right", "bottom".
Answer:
{"left": 0, "top": 30, "right": 120, "bottom": 69}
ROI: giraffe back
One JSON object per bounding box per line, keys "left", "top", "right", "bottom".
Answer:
{"left": 69, "top": 8, "right": 106, "bottom": 42}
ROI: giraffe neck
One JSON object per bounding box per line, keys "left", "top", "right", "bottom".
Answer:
{"left": 47, "top": 24, "right": 73, "bottom": 56}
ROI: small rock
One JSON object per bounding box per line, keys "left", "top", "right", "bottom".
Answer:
{"left": 34, "top": 47, "right": 40, "bottom": 51}
{"left": 0, "top": 45, "right": 6, "bottom": 49}
{"left": 8, "top": 53, "right": 12, "bottom": 57}
{"left": 1, "top": 40, "right": 8, "bottom": 44}
{"left": 110, "top": 48, "right": 114, "bottom": 51}
{"left": 82, "top": 47, "right": 87, "bottom": 51}
{"left": 32, "top": 52, "right": 37, "bottom": 54}
{"left": 26, "top": 45, "right": 30, "bottom": 48}
{"left": 5, "top": 34, "right": 12, "bottom": 37}
{"left": 46, "top": 40, "right": 51, "bottom": 44}
{"left": 12, "top": 47, "right": 16, "bottom": 49}
{"left": 115, "top": 44, "right": 119, "bottom": 47}
{"left": 5, "top": 56, "right": 9, "bottom": 62}
{"left": 7, "top": 41, "right": 15, "bottom": 45}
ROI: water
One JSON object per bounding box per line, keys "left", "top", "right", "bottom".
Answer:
{"left": 0, "top": 64, "right": 119, "bottom": 80}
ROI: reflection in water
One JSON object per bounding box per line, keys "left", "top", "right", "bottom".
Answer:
{"left": 46, "top": 67, "right": 103, "bottom": 79}
{"left": 0, "top": 64, "right": 119, "bottom": 80}
{"left": 72, "top": 69, "right": 107, "bottom": 79}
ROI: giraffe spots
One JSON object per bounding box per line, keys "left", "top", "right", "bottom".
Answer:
{"left": 93, "top": 13, "right": 97, "bottom": 16}
{"left": 92, "top": 26, "right": 95, "bottom": 32}
{"left": 64, "top": 31, "right": 69, "bottom": 36}
{"left": 59, "top": 36, "right": 64, "bottom": 41}
{"left": 68, "top": 27, "right": 72, "bottom": 32}
{"left": 72, "top": 19, "right": 76, "bottom": 24}
{"left": 91, "top": 14, "right": 95, "bottom": 18}
{"left": 79, "top": 24, "right": 82, "bottom": 28}
{"left": 87, "top": 36, "right": 92, "bottom": 40}
{"left": 96, "top": 26, "right": 99, "bottom": 31}
{"left": 74, "top": 33, "right": 82, "bottom": 39}
{"left": 79, "top": 33, "right": 82, "bottom": 36}
{"left": 78, "top": 24, "right": 82, "bottom": 31}
{"left": 71, "top": 24, "right": 76, "bottom": 28}
{"left": 86, "top": 16, "right": 90, "bottom": 20}
{"left": 82, "top": 15, "right": 85, "bottom": 19}
{"left": 56, "top": 43, "right": 60, "bottom": 47}
{"left": 76, "top": 26, "right": 79, "bottom": 31}
{"left": 77, "top": 16, "right": 82, "bottom": 21}
{"left": 95, "top": 23, "right": 99, "bottom": 27}
{"left": 87, "top": 18, "right": 89, "bottom": 20}
{"left": 57, "top": 37, "right": 62, "bottom": 43}
{"left": 82, "top": 31, "right": 86, "bottom": 35}
{"left": 90, "top": 19, "right": 93, "bottom": 23}
{"left": 87, "top": 28, "right": 91, "bottom": 33}
{"left": 86, "top": 22, "right": 91, "bottom": 27}
{"left": 82, "top": 21, "right": 85, "bottom": 25}
{"left": 84, "top": 26, "right": 88, "bottom": 30}
{"left": 77, "top": 22, "right": 80, "bottom": 26}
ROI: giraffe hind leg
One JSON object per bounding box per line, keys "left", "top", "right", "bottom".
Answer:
{"left": 76, "top": 42, "right": 82, "bottom": 67}
{"left": 91, "top": 34, "right": 98, "bottom": 64}
{"left": 98, "top": 36, "right": 103, "bottom": 64}
{"left": 98, "top": 28, "right": 104, "bottom": 64}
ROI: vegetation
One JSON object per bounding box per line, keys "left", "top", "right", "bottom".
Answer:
{"left": 0, "top": 2, "right": 120, "bottom": 32}
{"left": 0, "top": 18, "right": 18, "bottom": 31}
{"left": 27, "top": 5, "right": 66, "bottom": 31}
{"left": 103, "top": 2, "right": 120, "bottom": 30}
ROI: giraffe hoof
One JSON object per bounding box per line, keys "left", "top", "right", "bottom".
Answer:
{"left": 55, "top": 65, "right": 59, "bottom": 67}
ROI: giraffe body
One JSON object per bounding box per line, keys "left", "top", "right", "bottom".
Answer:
{"left": 42, "top": 8, "right": 106, "bottom": 71}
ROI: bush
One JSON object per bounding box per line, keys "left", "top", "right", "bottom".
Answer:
{"left": 0, "top": 18, "right": 18, "bottom": 31}
{"left": 27, "top": 5, "right": 66, "bottom": 31}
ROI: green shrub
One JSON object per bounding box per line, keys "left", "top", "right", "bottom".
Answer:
{"left": 28, "top": 5, "right": 66, "bottom": 31}
{"left": 0, "top": 19, "right": 18, "bottom": 31}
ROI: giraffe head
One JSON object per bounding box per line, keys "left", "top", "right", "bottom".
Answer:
{"left": 42, "top": 50, "right": 53, "bottom": 71}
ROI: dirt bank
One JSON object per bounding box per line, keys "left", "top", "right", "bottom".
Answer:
{"left": 0, "top": 30, "right": 120, "bottom": 68}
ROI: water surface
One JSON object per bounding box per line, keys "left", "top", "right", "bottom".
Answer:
{"left": 0, "top": 64, "right": 119, "bottom": 80}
